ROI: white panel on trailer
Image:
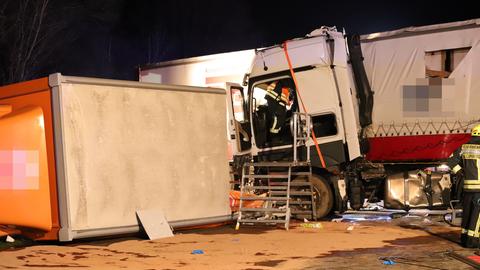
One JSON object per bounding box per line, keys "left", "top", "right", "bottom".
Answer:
{"left": 360, "top": 21, "right": 480, "bottom": 135}
{"left": 50, "top": 74, "right": 231, "bottom": 241}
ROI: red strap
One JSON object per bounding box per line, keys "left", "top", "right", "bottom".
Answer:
{"left": 282, "top": 41, "right": 326, "bottom": 168}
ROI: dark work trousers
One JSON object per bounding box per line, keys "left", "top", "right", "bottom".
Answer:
{"left": 461, "top": 192, "right": 480, "bottom": 248}
{"left": 266, "top": 98, "right": 286, "bottom": 134}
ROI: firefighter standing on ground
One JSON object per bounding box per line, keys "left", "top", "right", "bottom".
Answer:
{"left": 447, "top": 124, "right": 480, "bottom": 248}
{"left": 265, "top": 80, "right": 292, "bottom": 134}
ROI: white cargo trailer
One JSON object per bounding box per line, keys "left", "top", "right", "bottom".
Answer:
{"left": 360, "top": 18, "right": 480, "bottom": 161}
{"left": 139, "top": 49, "right": 255, "bottom": 88}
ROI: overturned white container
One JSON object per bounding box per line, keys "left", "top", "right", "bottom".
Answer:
{"left": 50, "top": 74, "right": 231, "bottom": 241}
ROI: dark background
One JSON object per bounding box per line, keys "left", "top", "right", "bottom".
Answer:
{"left": 0, "top": 0, "right": 478, "bottom": 85}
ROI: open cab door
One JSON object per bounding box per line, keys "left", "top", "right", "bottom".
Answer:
{"left": 225, "top": 82, "right": 251, "bottom": 156}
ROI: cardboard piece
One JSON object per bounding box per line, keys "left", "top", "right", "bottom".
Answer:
{"left": 136, "top": 210, "right": 173, "bottom": 240}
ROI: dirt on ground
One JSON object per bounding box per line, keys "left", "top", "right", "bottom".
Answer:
{"left": 0, "top": 219, "right": 475, "bottom": 270}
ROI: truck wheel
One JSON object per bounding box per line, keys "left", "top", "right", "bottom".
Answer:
{"left": 311, "top": 174, "right": 334, "bottom": 219}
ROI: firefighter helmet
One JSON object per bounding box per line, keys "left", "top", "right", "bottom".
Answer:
{"left": 472, "top": 124, "right": 480, "bottom": 136}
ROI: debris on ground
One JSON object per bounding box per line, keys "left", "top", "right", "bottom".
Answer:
{"left": 229, "top": 190, "right": 265, "bottom": 211}
{"left": 191, "top": 249, "right": 204, "bottom": 255}
{"left": 391, "top": 214, "right": 447, "bottom": 230}
{"left": 340, "top": 214, "right": 392, "bottom": 222}
{"left": 300, "top": 222, "right": 323, "bottom": 229}
{"left": 467, "top": 255, "right": 480, "bottom": 263}
{"left": 444, "top": 211, "right": 463, "bottom": 227}
{"left": 5, "top": 235, "right": 14, "bottom": 243}
{"left": 0, "top": 235, "right": 35, "bottom": 251}
{"left": 378, "top": 256, "right": 404, "bottom": 266}
{"left": 446, "top": 250, "right": 480, "bottom": 268}
{"left": 382, "top": 259, "right": 396, "bottom": 265}
{"left": 362, "top": 200, "right": 385, "bottom": 211}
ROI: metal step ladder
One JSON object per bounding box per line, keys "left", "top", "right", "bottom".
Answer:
{"left": 235, "top": 112, "right": 316, "bottom": 230}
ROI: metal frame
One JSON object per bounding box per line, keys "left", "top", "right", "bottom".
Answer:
{"left": 49, "top": 73, "right": 73, "bottom": 241}
{"left": 293, "top": 112, "right": 311, "bottom": 163}
{"left": 236, "top": 112, "right": 316, "bottom": 230}
{"left": 58, "top": 215, "right": 236, "bottom": 240}
{"left": 57, "top": 73, "right": 225, "bottom": 95}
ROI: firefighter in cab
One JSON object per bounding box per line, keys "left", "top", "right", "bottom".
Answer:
{"left": 448, "top": 124, "right": 480, "bottom": 248}
{"left": 265, "top": 79, "right": 293, "bottom": 135}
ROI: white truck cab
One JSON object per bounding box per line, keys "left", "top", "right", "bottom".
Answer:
{"left": 227, "top": 28, "right": 363, "bottom": 168}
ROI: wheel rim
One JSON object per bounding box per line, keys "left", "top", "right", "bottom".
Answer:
{"left": 312, "top": 185, "right": 321, "bottom": 206}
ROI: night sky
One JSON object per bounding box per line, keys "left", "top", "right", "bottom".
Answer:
{"left": 1, "top": 0, "right": 478, "bottom": 84}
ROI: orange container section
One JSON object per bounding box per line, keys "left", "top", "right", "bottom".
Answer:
{"left": 0, "top": 78, "right": 59, "bottom": 240}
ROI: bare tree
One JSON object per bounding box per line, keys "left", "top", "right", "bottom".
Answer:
{"left": 0, "top": 0, "right": 78, "bottom": 85}
{"left": 0, "top": 2, "right": 7, "bottom": 33}
{"left": 147, "top": 29, "right": 171, "bottom": 64}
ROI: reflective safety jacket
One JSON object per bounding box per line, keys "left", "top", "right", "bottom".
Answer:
{"left": 265, "top": 81, "right": 291, "bottom": 134}
{"left": 266, "top": 81, "right": 290, "bottom": 106}
{"left": 448, "top": 137, "right": 480, "bottom": 192}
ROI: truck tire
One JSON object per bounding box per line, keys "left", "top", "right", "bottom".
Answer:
{"left": 311, "top": 174, "right": 334, "bottom": 219}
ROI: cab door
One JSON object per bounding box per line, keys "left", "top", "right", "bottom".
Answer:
{"left": 225, "top": 82, "right": 251, "bottom": 156}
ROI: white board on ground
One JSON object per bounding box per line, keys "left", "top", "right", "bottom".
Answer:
{"left": 136, "top": 209, "right": 173, "bottom": 240}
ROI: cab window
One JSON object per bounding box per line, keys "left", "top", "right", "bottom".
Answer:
{"left": 312, "top": 113, "right": 338, "bottom": 137}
